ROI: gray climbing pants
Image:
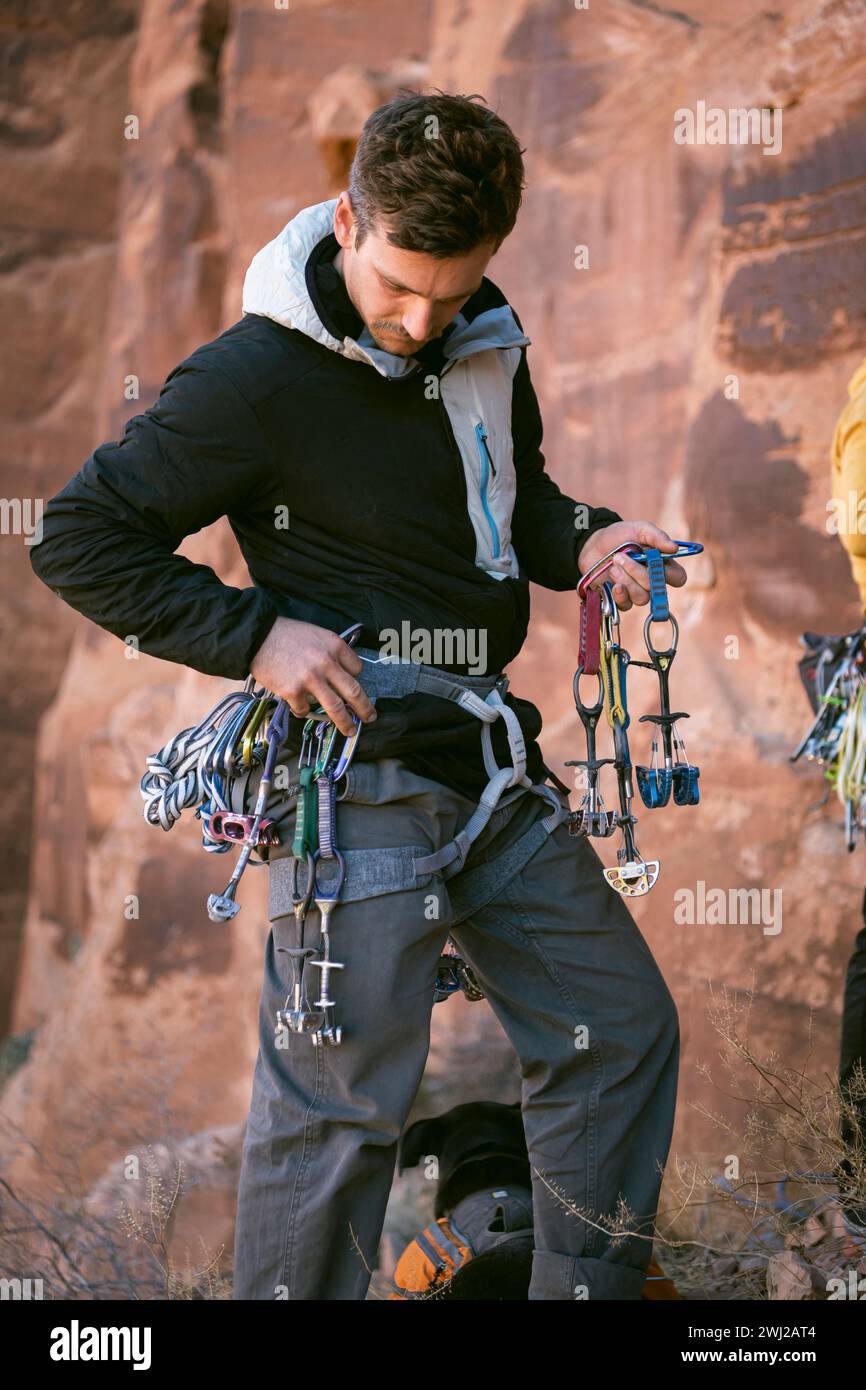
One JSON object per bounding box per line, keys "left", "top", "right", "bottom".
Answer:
{"left": 231, "top": 752, "right": 680, "bottom": 1300}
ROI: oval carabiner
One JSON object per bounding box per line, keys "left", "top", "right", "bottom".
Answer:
{"left": 333, "top": 714, "right": 362, "bottom": 781}
{"left": 241, "top": 695, "right": 272, "bottom": 769}
{"left": 577, "top": 541, "right": 643, "bottom": 601}
{"left": 600, "top": 582, "right": 621, "bottom": 655}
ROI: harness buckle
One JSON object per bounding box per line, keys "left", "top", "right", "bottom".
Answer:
{"left": 457, "top": 688, "right": 497, "bottom": 721}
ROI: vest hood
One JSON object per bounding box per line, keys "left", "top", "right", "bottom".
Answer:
{"left": 241, "top": 197, "right": 530, "bottom": 380}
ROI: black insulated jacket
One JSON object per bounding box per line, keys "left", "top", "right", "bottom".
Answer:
{"left": 29, "top": 198, "right": 622, "bottom": 800}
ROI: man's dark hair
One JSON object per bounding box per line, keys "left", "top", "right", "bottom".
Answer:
{"left": 347, "top": 88, "right": 526, "bottom": 258}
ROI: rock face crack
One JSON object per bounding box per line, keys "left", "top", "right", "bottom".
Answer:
{"left": 189, "top": 0, "right": 230, "bottom": 153}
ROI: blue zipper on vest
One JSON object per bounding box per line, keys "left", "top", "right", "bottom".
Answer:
{"left": 474, "top": 420, "right": 500, "bottom": 558}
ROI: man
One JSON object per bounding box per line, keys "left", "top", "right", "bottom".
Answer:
{"left": 30, "top": 89, "right": 685, "bottom": 1300}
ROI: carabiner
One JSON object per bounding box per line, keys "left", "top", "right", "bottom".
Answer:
{"left": 333, "top": 714, "right": 362, "bottom": 781}
{"left": 315, "top": 717, "right": 340, "bottom": 776}
{"left": 601, "top": 582, "right": 622, "bottom": 656}
{"left": 241, "top": 695, "right": 272, "bottom": 769}
{"left": 577, "top": 541, "right": 643, "bottom": 601}
{"left": 625, "top": 540, "right": 703, "bottom": 563}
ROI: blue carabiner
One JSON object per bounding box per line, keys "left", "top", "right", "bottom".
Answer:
{"left": 261, "top": 698, "right": 291, "bottom": 781}
{"left": 333, "top": 714, "right": 362, "bottom": 781}
{"left": 625, "top": 540, "right": 703, "bottom": 564}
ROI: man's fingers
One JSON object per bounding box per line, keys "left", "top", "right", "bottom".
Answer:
{"left": 582, "top": 524, "right": 690, "bottom": 613}
{"left": 599, "top": 559, "right": 650, "bottom": 608}
{"left": 306, "top": 677, "right": 359, "bottom": 739}
{"left": 283, "top": 687, "right": 310, "bottom": 715}
{"left": 616, "top": 554, "right": 651, "bottom": 592}
{"left": 334, "top": 636, "right": 365, "bottom": 677}
{"left": 633, "top": 520, "right": 677, "bottom": 552}
{"left": 302, "top": 653, "right": 377, "bottom": 737}
{"left": 622, "top": 553, "right": 688, "bottom": 590}
{"left": 326, "top": 656, "right": 377, "bottom": 724}
{"left": 664, "top": 560, "right": 688, "bottom": 587}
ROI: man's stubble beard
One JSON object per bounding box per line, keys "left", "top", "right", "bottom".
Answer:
{"left": 372, "top": 330, "right": 417, "bottom": 355}
{"left": 335, "top": 248, "right": 420, "bottom": 356}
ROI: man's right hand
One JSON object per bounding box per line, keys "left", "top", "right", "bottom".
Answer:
{"left": 250, "top": 617, "right": 377, "bottom": 737}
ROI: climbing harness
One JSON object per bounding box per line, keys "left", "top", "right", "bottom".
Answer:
{"left": 141, "top": 545, "right": 702, "bottom": 1033}
{"left": 790, "top": 623, "right": 866, "bottom": 849}
{"left": 270, "top": 643, "right": 569, "bottom": 1043}
{"left": 566, "top": 541, "right": 703, "bottom": 896}
{"left": 140, "top": 619, "right": 569, "bottom": 1045}
{"left": 141, "top": 548, "right": 701, "bottom": 1032}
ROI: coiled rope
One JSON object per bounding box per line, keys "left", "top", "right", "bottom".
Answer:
{"left": 140, "top": 685, "right": 270, "bottom": 853}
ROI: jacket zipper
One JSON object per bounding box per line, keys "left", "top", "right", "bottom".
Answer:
{"left": 438, "top": 355, "right": 507, "bottom": 565}
{"left": 466, "top": 366, "right": 502, "bottom": 562}
{"left": 474, "top": 420, "right": 500, "bottom": 558}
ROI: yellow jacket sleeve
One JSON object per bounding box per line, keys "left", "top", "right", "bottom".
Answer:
{"left": 830, "top": 357, "right": 866, "bottom": 612}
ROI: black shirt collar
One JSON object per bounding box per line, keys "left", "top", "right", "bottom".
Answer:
{"left": 306, "top": 232, "right": 364, "bottom": 342}
{"left": 305, "top": 231, "right": 454, "bottom": 374}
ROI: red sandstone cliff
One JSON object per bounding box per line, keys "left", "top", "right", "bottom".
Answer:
{"left": 4, "top": 0, "right": 866, "bottom": 1292}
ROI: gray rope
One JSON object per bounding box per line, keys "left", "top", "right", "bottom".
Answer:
{"left": 140, "top": 689, "right": 259, "bottom": 841}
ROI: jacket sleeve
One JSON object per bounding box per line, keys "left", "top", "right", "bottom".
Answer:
{"left": 509, "top": 346, "right": 622, "bottom": 589}
{"left": 833, "top": 408, "right": 866, "bottom": 613}
{"left": 29, "top": 356, "right": 281, "bottom": 679}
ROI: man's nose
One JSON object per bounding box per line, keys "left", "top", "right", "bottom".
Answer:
{"left": 402, "top": 300, "right": 435, "bottom": 342}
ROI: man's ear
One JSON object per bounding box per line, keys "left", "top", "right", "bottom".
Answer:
{"left": 333, "top": 191, "right": 355, "bottom": 250}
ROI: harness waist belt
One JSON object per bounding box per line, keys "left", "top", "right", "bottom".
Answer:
{"left": 353, "top": 647, "right": 568, "bottom": 880}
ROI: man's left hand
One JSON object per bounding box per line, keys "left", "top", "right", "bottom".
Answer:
{"left": 577, "top": 521, "right": 688, "bottom": 611}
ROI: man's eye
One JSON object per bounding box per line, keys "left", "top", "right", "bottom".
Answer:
{"left": 382, "top": 280, "right": 465, "bottom": 302}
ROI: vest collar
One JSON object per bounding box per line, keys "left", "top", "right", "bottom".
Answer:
{"left": 242, "top": 197, "right": 530, "bottom": 380}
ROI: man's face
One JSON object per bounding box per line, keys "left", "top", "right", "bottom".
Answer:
{"left": 332, "top": 191, "right": 497, "bottom": 356}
